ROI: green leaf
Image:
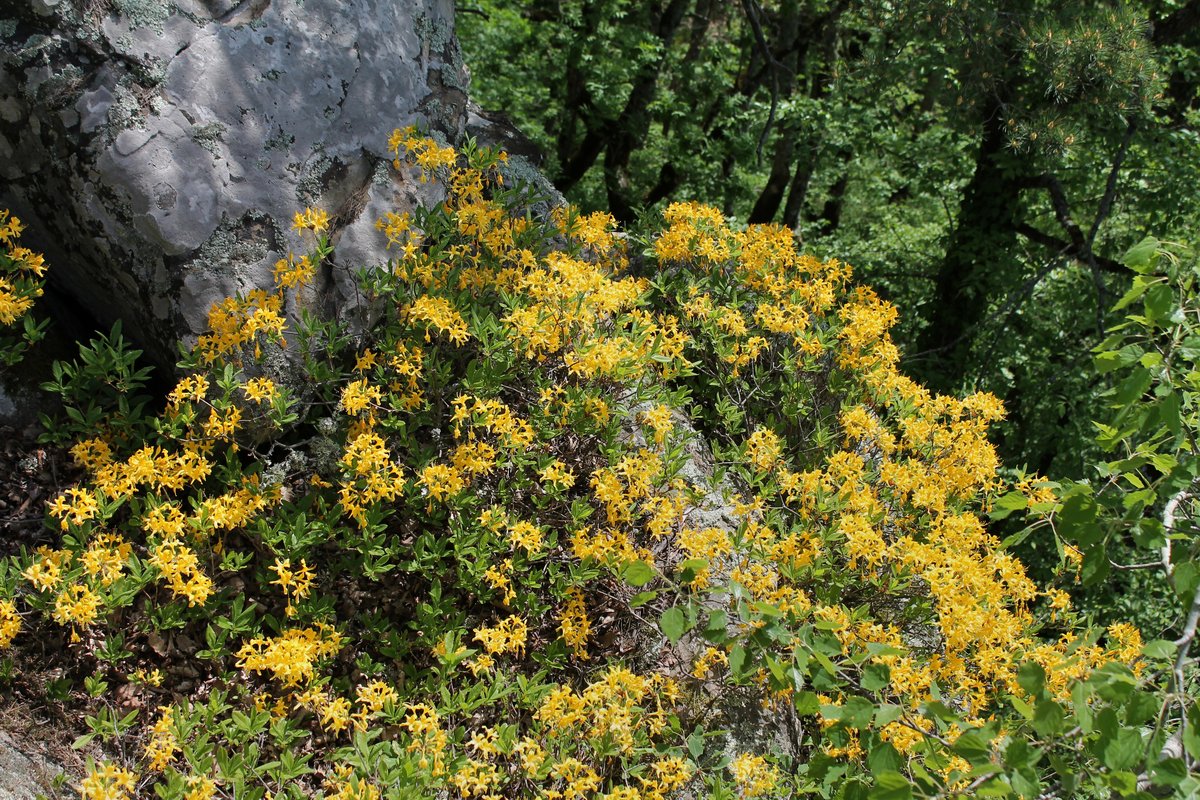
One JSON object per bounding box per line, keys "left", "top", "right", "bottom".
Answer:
{"left": 868, "top": 741, "right": 903, "bottom": 775}
{"left": 1151, "top": 757, "right": 1188, "bottom": 788}
{"left": 1179, "top": 334, "right": 1200, "bottom": 362}
{"left": 658, "top": 607, "right": 687, "bottom": 644}
{"left": 875, "top": 704, "right": 903, "bottom": 727}
{"left": 989, "top": 491, "right": 1028, "bottom": 521}
{"left": 728, "top": 645, "right": 747, "bottom": 678}
{"left": 1103, "top": 728, "right": 1144, "bottom": 771}
{"left": 1016, "top": 662, "right": 1046, "bottom": 697}
{"left": 843, "top": 696, "right": 875, "bottom": 729}
{"left": 1157, "top": 392, "right": 1182, "bottom": 438}
{"left": 1080, "top": 545, "right": 1111, "bottom": 587}
{"left": 1141, "top": 639, "right": 1176, "bottom": 660}
{"left": 1032, "top": 700, "right": 1064, "bottom": 737}
{"left": 1095, "top": 344, "right": 1145, "bottom": 374}
{"left": 629, "top": 590, "right": 657, "bottom": 608}
{"left": 677, "top": 558, "right": 709, "bottom": 584}
{"left": 686, "top": 728, "right": 705, "bottom": 759}
{"left": 795, "top": 691, "right": 820, "bottom": 716}
{"left": 1174, "top": 561, "right": 1200, "bottom": 608}
{"left": 1122, "top": 236, "right": 1160, "bottom": 272}
{"left": 952, "top": 730, "right": 992, "bottom": 766}
{"left": 1143, "top": 283, "right": 1176, "bottom": 324}
{"left": 622, "top": 560, "right": 655, "bottom": 587}
{"left": 862, "top": 663, "right": 890, "bottom": 692}
{"left": 703, "top": 610, "right": 728, "bottom": 643}
{"left": 869, "top": 771, "right": 912, "bottom": 800}
{"left": 1183, "top": 705, "right": 1200, "bottom": 760}
{"left": 1057, "top": 493, "right": 1101, "bottom": 546}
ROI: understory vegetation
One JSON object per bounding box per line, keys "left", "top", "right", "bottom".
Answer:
{"left": 0, "top": 125, "right": 1197, "bottom": 799}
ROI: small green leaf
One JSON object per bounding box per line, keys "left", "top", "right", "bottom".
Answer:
{"left": 1017, "top": 662, "right": 1046, "bottom": 696}
{"left": 862, "top": 663, "right": 890, "bottom": 692}
{"left": 659, "top": 607, "right": 687, "bottom": 643}
{"left": 703, "top": 610, "right": 728, "bottom": 642}
{"left": 1122, "top": 236, "right": 1160, "bottom": 272}
{"left": 729, "top": 645, "right": 747, "bottom": 678}
{"left": 1103, "top": 728, "right": 1144, "bottom": 771}
{"left": 629, "top": 590, "right": 657, "bottom": 608}
{"left": 1032, "top": 700, "right": 1064, "bottom": 737}
{"left": 622, "top": 560, "right": 655, "bottom": 587}
{"left": 952, "top": 730, "right": 992, "bottom": 766}
{"left": 868, "top": 771, "right": 912, "bottom": 800}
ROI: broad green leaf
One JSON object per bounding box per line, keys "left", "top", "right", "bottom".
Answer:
{"left": 989, "top": 491, "right": 1028, "bottom": 521}
{"left": 1032, "top": 700, "right": 1064, "bottom": 737}
{"left": 1095, "top": 344, "right": 1145, "bottom": 374}
{"left": 862, "top": 663, "right": 890, "bottom": 692}
{"left": 868, "top": 741, "right": 903, "bottom": 775}
{"left": 843, "top": 696, "right": 875, "bottom": 729}
{"left": 622, "top": 560, "right": 655, "bottom": 586}
{"left": 659, "top": 607, "right": 687, "bottom": 643}
{"left": 1141, "top": 638, "right": 1177, "bottom": 660}
{"left": 868, "top": 771, "right": 912, "bottom": 800}
{"left": 1016, "top": 662, "right": 1046, "bottom": 696}
{"left": 952, "top": 730, "right": 992, "bottom": 766}
{"left": 1143, "top": 283, "right": 1176, "bottom": 325}
{"left": 1102, "top": 729, "right": 1144, "bottom": 771}
{"left": 1174, "top": 561, "right": 1200, "bottom": 608}
{"left": 1122, "top": 235, "right": 1160, "bottom": 272}
{"left": 1058, "top": 493, "right": 1101, "bottom": 546}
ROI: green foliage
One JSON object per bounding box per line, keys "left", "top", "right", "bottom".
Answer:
{"left": 3, "top": 131, "right": 1199, "bottom": 799}
{"left": 0, "top": 209, "right": 49, "bottom": 368}
{"left": 38, "top": 321, "right": 155, "bottom": 445}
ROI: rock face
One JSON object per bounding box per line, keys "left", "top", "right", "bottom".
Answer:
{"left": 0, "top": 0, "right": 469, "bottom": 367}
{"left": 0, "top": 729, "right": 69, "bottom": 799}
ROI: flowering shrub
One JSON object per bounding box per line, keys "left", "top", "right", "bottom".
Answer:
{"left": 0, "top": 209, "right": 49, "bottom": 367}
{"left": 0, "top": 131, "right": 1194, "bottom": 799}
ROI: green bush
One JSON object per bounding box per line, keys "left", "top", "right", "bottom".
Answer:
{"left": 2, "top": 132, "right": 1195, "bottom": 800}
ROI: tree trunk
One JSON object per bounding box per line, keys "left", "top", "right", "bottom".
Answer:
{"left": 913, "top": 94, "right": 1022, "bottom": 391}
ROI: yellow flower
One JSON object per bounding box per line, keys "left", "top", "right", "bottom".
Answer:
{"left": 0, "top": 598, "right": 20, "bottom": 648}
{"left": 292, "top": 207, "right": 330, "bottom": 234}
{"left": 243, "top": 377, "right": 278, "bottom": 404}
{"left": 729, "top": 753, "right": 780, "bottom": 798}
{"left": 144, "top": 705, "right": 179, "bottom": 771}
{"left": 473, "top": 615, "right": 528, "bottom": 656}
{"left": 80, "top": 760, "right": 137, "bottom": 800}
{"left": 745, "top": 428, "right": 782, "bottom": 472}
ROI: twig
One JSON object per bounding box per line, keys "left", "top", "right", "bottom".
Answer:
{"left": 739, "top": 0, "right": 791, "bottom": 162}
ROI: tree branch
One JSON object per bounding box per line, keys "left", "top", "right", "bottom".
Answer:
{"left": 1014, "top": 223, "right": 1127, "bottom": 274}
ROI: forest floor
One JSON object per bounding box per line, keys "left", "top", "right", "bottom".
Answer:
{"left": 0, "top": 425, "right": 88, "bottom": 796}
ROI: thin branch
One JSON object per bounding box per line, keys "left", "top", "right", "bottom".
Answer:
{"left": 1160, "top": 485, "right": 1192, "bottom": 579}
{"left": 1086, "top": 120, "right": 1137, "bottom": 252}
{"left": 1109, "top": 560, "right": 1165, "bottom": 571}
{"left": 1014, "top": 223, "right": 1127, "bottom": 274}
{"left": 739, "top": 0, "right": 791, "bottom": 161}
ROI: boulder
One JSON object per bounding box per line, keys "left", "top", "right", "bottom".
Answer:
{"left": 0, "top": 729, "right": 70, "bottom": 799}
{"left": 0, "top": 0, "right": 470, "bottom": 368}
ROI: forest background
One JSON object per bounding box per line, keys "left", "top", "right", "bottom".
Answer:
{"left": 457, "top": 0, "right": 1200, "bottom": 635}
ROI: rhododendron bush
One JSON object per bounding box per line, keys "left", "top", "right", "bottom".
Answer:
{"left": 0, "top": 132, "right": 1196, "bottom": 800}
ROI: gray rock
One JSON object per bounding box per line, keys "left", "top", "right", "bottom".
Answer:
{"left": 0, "top": 0, "right": 469, "bottom": 368}
{"left": 0, "top": 730, "right": 70, "bottom": 799}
